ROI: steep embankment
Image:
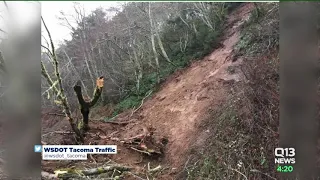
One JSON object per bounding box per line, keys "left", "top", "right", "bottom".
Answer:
{"left": 119, "top": 2, "right": 253, "bottom": 168}
{"left": 41, "top": 3, "right": 254, "bottom": 179}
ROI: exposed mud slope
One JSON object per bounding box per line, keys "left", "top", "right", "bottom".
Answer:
{"left": 120, "top": 3, "right": 253, "bottom": 169}
{"left": 41, "top": 3, "right": 254, "bottom": 179}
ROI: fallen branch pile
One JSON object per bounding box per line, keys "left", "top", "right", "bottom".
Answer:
{"left": 42, "top": 164, "right": 131, "bottom": 180}
{"left": 110, "top": 126, "right": 168, "bottom": 157}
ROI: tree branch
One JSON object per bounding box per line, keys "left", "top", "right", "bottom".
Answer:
{"left": 42, "top": 164, "right": 131, "bottom": 179}
{"left": 41, "top": 16, "right": 84, "bottom": 142}
{"left": 89, "top": 76, "right": 104, "bottom": 108}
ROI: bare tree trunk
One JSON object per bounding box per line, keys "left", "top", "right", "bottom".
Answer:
{"left": 41, "top": 62, "right": 83, "bottom": 142}
{"left": 155, "top": 29, "right": 176, "bottom": 67}
{"left": 62, "top": 50, "right": 89, "bottom": 97}
{"left": 0, "top": 51, "right": 7, "bottom": 74}
{"left": 58, "top": 5, "right": 96, "bottom": 91}
{"left": 179, "top": 32, "right": 189, "bottom": 53}
{"left": 41, "top": 17, "right": 84, "bottom": 142}
{"left": 194, "top": 2, "right": 215, "bottom": 30}
{"left": 123, "top": 8, "right": 144, "bottom": 93}
{"left": 148, "top": 2, "right": 160, "bottom": 83}
{"left": 76, "top": 4, "right": 96, "bottom": 90}
{"left": 253, "top": 3, "right": 261, "bottom": 18}
{"left": 80, "top": 34, "right": 95, "bottom": 89}
{"left": 132, "top": 46, "right": 143, "bottom": 94}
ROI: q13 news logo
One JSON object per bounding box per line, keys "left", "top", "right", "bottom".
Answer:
{"left": 274, "top": 148, "right": 295, "bottom": 164}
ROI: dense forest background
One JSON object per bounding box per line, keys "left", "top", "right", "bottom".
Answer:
{"left": 41, "top": 2, "right": 241, "bottom": 117}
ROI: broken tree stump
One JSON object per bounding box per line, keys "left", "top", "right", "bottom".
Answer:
{"left": 74, "top": 76, "right": 104, "bottom": 133}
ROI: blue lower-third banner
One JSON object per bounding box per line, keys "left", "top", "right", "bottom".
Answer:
{"left": 34, "top": 145, "right": 117, "bottom": 160}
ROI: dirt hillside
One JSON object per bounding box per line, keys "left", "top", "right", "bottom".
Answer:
{"left": 42, "top": 3, "right": 254, "bottom": 179}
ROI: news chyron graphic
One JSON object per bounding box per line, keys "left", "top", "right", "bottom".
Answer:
{"left": 35, "top": 145, "right": 117, "bottom": 160}
{"left": 275, "top": 148, "right": 295, "bottom": 173}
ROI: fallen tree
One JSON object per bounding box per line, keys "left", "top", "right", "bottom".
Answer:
{"left": 42, "top": 164, "right": 131, "bottom": 180}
